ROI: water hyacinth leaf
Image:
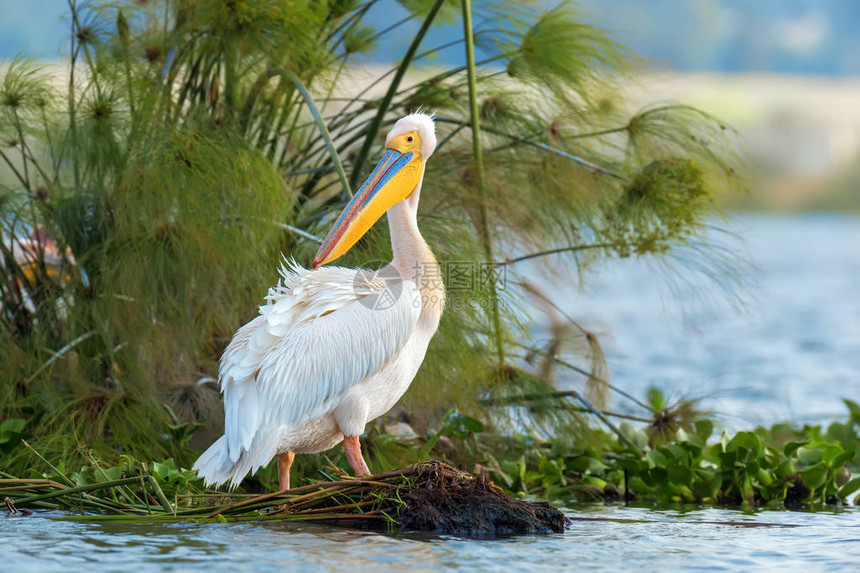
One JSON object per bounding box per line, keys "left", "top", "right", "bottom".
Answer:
{"left": 755, "top": 467, "right": 773, "bottom": 487}
{"left": 716, "top": 448, "right": 736, "bottom": 468}
{"left": 644, "top": 466, "right": 667, "bottom": 487}
{"left": 727, "top": 431, "right": 762, "bottom": 456}
{"left": 152, "top": 459, "right": 177, "bottom": 480}
{"left": 694, "top": 420, "right": 714, "bottom": 441}
{"left": 666, "top": 463, "right": 692, "bottom": 484}
{"left": 819, "top": 443, "right": 844, "bottom": 465}
{"left": 676, "top": 438, "right": 703, "bottom": 458}
{"left": 618, "top": 421, "right": 637, "bottom": 442}
{"left": 826, "top": 421, "right": 859, "bottom": 453}
{"left": 566, "top": 454, "right": 593, "bottom": 473}
{"left": 775, "top": 459, "right": 796, "bottom": 479}
{"left": 799, "top": 464, "right": 829, "bottom": 491}
{"left": 96, "top": 466, "right": 123, "bottom": 482}
{"left": 742, "top": 460, "right": 761, "bottom": 476}
{"left": 537, "top": 457, "right": 567, "bottom": 487}
{"left": 796, "top": 447, "right": 824, "bottom": 467}
{"left": 693, "top": 468, "right": 721, "bottom": 499}
{"left": 842, "top": 399, "right": 860, "bottom": 421}
{"left": 664, "top": 444, "right": 689, "bottom": 463}
{"left": 586, "top": 456, "right": 607, "bottom": 474}
{"left": 518, "top": 456, "right": 528, "bottom": 492}
{"left": 838, "top": 477, "right": 860, "bottom": 499}
{"left": 606, "top": 454, "right": 642, "bottom": 473}
{"left": 762, "top": 446, "right": 781, "bottom": 468}
{"left": 740, "top": 475, "right": 754, "bottom": 504}
{"left": 646, "top": 449, "right": 667, "bottom": 468}
{"left": 628, "top": 477, "right": 654, "bottom": 494}
{"left": 783, "top": 440, "right": 808, "bottom": 457}
{"left": 583, "top": 476, "right": 607, "bottom": 489}
{"left": 486, "top": 454, "right": 514, "bottom": 488}
{"left": 827, "top": 450, "right": 852, "bottom": 470}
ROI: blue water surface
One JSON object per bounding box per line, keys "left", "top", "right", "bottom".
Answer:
{"left": 536, "top": 213, "right": 860, "bottom": 429}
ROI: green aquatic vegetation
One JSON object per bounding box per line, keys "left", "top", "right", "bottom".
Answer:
{"left": 226, "top": 393, "right": 859, "bottom": 509}
{"left": 474, "top": 395, "right": 859, "bottom": 508}
{"left": 3, "top": 395, "right": 855, "bottom": 516}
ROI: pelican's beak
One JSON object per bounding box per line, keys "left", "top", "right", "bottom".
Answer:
{"left": 313, "top": 142, "right": 423, "bottom": 268}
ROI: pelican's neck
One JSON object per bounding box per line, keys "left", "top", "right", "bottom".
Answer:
{"left": 388, "top": 175, "right": 445, "bottom": 326}
{"left": 388, "top": 177, "right": 434, "bottom": 276}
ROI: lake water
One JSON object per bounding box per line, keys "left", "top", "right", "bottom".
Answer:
{"left": 3, "top": 214, "right": 859, "bottom": 571}
{"left": 541, "top": 213, "right": 860, "bottom": 429}
{"left": 3, "top": 505, "right": 859, "bottom": 571}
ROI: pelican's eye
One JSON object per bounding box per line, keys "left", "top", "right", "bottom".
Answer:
{"left": 407, "top": 136, "right": 414, "bottom": 142}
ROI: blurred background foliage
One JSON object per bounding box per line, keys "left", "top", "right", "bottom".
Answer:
{"left": 0, "top": 0, "right": 748, "bottom": 488}
{"left": 6, "top": 0, "right": 860, "bottom": 75}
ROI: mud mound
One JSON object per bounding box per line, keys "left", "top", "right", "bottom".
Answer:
{"left": 380, "top": 461, "right": 568, "bottom": 537}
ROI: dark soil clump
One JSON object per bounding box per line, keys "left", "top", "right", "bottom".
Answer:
{"left": 383, "top": 461, "right": 569, "bottom": 537}
{"left": 783, "top": 475, "right": 812, "bottom": 508}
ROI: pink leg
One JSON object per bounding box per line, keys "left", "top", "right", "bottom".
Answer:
{"left": 343, "top": 435, "right": 371, "bottom": 476}
{"left": 278, "top": 451, "right": 295, "bottom": 491}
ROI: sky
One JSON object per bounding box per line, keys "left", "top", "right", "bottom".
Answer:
{"left": 1, "top": 0, "right": 858, "bottom": 75}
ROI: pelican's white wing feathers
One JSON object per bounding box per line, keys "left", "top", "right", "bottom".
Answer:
{"left": 218, "top": 259, "right": 419, "bottom": 467}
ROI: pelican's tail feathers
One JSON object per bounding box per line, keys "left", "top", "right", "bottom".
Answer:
{"left": 192, "top": 435, "right": 233, "bottom": 488}
{"left": 193, "top": 432, "right": 281, "bottom": 490}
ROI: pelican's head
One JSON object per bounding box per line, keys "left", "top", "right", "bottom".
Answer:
{"left": 313, "top": 113, "right": 436, "bottom": 268}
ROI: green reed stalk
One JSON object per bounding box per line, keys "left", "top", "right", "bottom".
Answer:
{"left": 11, "top": 476, "right": 151, "bottom": 506}
{"left": 147, "top": 475, "right": 173, "bottom": 513}
{"left": 22, "top": 441, "right": 74, "bottom": 487}
{"left": 66, "top": 0, "right": 80, "bottom": 188}
{"left": 461, "top": 0, "right": 505, "bottom": 373}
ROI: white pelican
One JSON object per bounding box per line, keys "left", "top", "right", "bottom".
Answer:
{"left": 194, "top": 113, "right": 444, "bottom": 490}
